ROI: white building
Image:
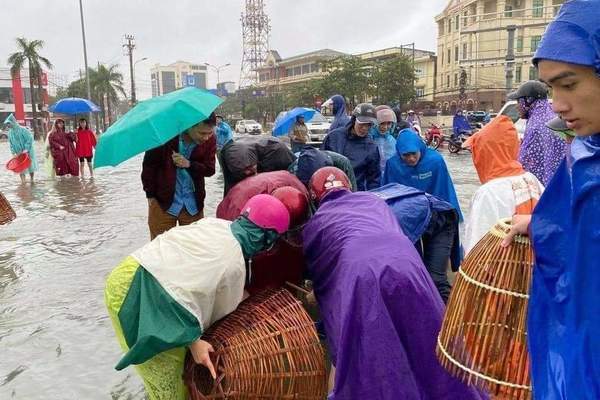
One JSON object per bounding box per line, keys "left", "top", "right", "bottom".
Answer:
{"left": 150, "top": 61, "right": 207, "bottom": 97}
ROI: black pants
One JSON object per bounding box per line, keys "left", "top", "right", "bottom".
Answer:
{"left": 419, "top": 210, "right": 458, "bottom": 304}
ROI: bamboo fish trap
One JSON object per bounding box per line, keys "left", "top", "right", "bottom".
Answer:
{"left": 437, "top": 219, "right": 533, "bottom": 400}
{"left": 184, "top": 288, "right": 327, "bottom": 400}
{"left": 0, "top": 192, "right": 16, "bottom": 225}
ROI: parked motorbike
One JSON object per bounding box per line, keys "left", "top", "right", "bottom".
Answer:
{"left": 425, "top": 124, "right": 443, "bottom": 150}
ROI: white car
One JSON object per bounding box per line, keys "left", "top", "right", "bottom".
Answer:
{"left": 274, "top": 111, "right": 332, "bottom": 145}
{"left": 235, "top": 119, "right": 262, "bottom": 134}
{"left": 499, "top": 100, "right": 555, "bottom": 140}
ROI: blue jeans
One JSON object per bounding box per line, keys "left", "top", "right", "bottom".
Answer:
{"left": 419, "top": 210, "right": 458, "bottom": 303}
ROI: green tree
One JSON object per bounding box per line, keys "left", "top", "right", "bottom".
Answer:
{"left": 370, "top": 55, "right": 416, "bottom": 106}
{"left": 92, "top": 64, "right": 126, "bottom": 126}
{"left": 7, "top": 37, "right": 53, "bottom": 139}
{"left": 319, "top": 56, "right": 370, "bottom": 108}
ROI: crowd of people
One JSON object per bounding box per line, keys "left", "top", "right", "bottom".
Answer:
{"left": 4, "top": 2, "right": 597, "bottom": 399}
{"left": 103, "top": 2, "right": 599, "bottom": 399}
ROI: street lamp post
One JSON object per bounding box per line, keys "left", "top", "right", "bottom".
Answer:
{"left": 78, "top": 0, "right": 91, "bottom": 102}
{"left": 204, "top": 62, "right": 231, "bottom": 94}
{"left": 133, "top": 57, "right": 148, "bottom": 103}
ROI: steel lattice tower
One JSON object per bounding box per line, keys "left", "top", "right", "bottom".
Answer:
{"left": 239, "top": 0, "right": 270, "bottom": 88}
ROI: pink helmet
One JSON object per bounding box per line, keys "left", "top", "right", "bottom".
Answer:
{"left": 240, "top": 194, "right": 290, "bottom": 234}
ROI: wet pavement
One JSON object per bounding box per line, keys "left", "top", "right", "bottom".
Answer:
{"left": 0, "top": 139, "right": 478, "bottom": 399}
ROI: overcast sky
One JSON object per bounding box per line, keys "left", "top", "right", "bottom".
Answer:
{"left": 2, "top": 0, "right": 448, "bottom": 100}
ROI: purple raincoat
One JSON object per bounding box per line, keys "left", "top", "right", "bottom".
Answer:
{"left": 303, "top": 190, "right": 486, "bottom": 400}
{"left": 519, "top": 99, "right": 567, "bottom": 185}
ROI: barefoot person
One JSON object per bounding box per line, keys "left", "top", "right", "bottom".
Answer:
{"left": 502, "top": 2, "right": 600, "bottom": 398}
{"left": 75, "top": 118, "right": 97, "bottom": 178}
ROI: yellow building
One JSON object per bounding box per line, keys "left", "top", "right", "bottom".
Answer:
{"left": 435, "top": 0, "right": 564, "bottom": 112}
{"left": 357, "top": 47, "right": 437, "bottom": 102}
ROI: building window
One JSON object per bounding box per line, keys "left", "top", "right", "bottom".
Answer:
{"left": 438, "top": 21, "right": 444, "bottom": 36}
{"left": 505, "top": 4, "right": 513, "bottom": 17}
{"left": 447, "top": 19, "right": 451, "bottom": 33}
{"left": 454, "top": 46, "right": 459, "bottom": 62}
{"left": 516, "top": 36, "right": 523, "bottom": 52}
{"left": 161, "top": 71, "right": 176, "bottom": 94}
{"left": 462, "top": 43, "right": 468, "bottom": 60}
{"left": 447, "top": 49, "right": 451, "bottom": 64}
{"left": 301, "top": 64, "right": 310, "bottom": 75}
{"left": 0, "top": 87, "right": 14, "bottom": 104}
{"left": 285, "top": 67, "right": 293, "bottom": 76}
{"left": 483, "top": 0, "right": 496, "bottom": 19}
{"left": 529, "top": 66, "right": 539, "bottom": 80}
{"left": 455, "top": 15, "right": 459, "bottom": 30}
{"left": 515, "top": 66, "right": 522, "bottom": 83}
{"left": 531, "top": 35, "right": 542, "bottom": 52}
{"left": 310, "top": 63, "right": 319, "bottom": 73}
{"left": 416, "top": 87, "right": 425, "bottom": 98}
{"left": 293, "top": 66, "right": 301, "bottom": 76}
{"left": 441, "top": 47, "right": 444, "bottom": 64}
{"left": 414, "top": 67, "right": 424, "bottom": 78}
{"left": 454, "top": 73, "right": 458, "bottom": 87}
{"left": 447, "top": 75, "right": 450, "bottom": 88}
{"left": 533, "top": 0, "right": 544, "bottom": 17}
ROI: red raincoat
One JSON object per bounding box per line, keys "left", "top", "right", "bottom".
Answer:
{"left": 49, "top": 130, "right": 79, "bottom": 176}
{"left": 75, "top": 128, "right": 97, "bottom": 158}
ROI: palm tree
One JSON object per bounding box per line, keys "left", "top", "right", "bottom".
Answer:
{"left": 92, "top": 64, "right": 126, "bottom": 127}
{"left": 7, "top": 38, "right": 52, "bottom": 139}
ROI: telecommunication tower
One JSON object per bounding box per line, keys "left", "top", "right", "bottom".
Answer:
{"left": 239, "top": 0, "right": 270, "bottom": 88}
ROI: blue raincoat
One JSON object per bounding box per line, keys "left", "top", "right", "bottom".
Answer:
{"left": 383, "top": 129, "right": 463, "bottom": 221}
{"left": 328, "top": 95, "right": 350, "bottom": 132}
{"left": 215, "top": 121, "right": 233, "bottom": 151}
{"left": 370, "top": 183, "right": 462, "bottom": 269}
{"left": 528, "top": 134, "right": 600, "bottom": 400}
{"left": 452, "top": 112, "right": 471, "bottom": 136}
{"left": 322, "top": 124, "right": 381, "bottom": 191}
{"left": 4, "top": 114, "right": 38, "bottom": 174}
{"left": 369, "top": 125, "right": 397, "bottom": 175}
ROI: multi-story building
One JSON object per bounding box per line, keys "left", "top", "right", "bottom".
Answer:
{"left": 216, "top": 81, "right": 236, "bottom": 96}
{"left": 357, "top": 47, "right": 437, "bottom": 103}
{"left": 255, "top": 49, "right": 348, "bottom": 93}
{"left": 435, "top": 0, "right": 564, "bottom": 112}
{"left": 150, "top": 61, "right": 207, "bottom": 97}
{"left": 0, "top": 68, "right": 49, "bottom": 128}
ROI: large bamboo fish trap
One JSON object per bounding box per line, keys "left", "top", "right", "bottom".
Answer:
{"left": 184, "top": 288, "right": 327, "bottom": 400}
{"left": 0, "top": 192, "right": 16, "bottom": 225}
{"left": 437, "top": 219, "right": 533, "bottom": 400}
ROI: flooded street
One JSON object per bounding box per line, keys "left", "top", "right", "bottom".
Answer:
{"left": 0, "top": 139, "right": 478, "bottom": 399}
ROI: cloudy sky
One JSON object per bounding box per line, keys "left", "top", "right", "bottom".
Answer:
{"left": 2, "top": 0, "right": 448, "bottom": 99}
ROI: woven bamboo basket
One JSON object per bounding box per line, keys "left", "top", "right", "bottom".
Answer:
{"left": 437, "top": 219, "right": 533, "bottom": 400}
{"left": 0, "top": 192, "right": 16, "bottom": 225}
{"left": 184, "top": 288, "right": 327, "bottom": 400}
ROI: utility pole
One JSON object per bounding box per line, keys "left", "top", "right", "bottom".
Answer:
{"left": 78, "top": 0, "right": 91, "bottom": 102}
{"left": 505, "top": 25, "right": 517, "bottom": 93}
{"left": 123, "top": 35, "right": 136, "bottom": 105}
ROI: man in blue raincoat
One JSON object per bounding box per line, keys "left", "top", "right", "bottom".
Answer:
{"left": 4, "top": 114, "right": 38, "bottom": 184}
{"left": 383, "top": 129, "right": 463, "bottom": 221}
{"left": 322, "top": 103, "right": 381, "bottom": 191}
{"left": 452, "top": 110, "right": 471, "bottom": 141}
{"left": 502, "top": 1, "right": 600, "bottom": 398}
{"left": 215, "top": 115, "right": 233, "bottom": 151}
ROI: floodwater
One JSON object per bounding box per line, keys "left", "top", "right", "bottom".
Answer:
{"left": 0, "top": 139, "right": 478, "bottom": 399}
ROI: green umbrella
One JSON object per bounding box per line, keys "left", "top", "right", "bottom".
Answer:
{"left": 94, "top": 87, "right": 223, "bottom": 168}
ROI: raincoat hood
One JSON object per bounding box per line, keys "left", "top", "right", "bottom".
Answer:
{"left": 329, "top": 95, "right": 351, "bottom": 131}
{"left": 296, "top": 147, "right": 333, "bottom": 184}
{"left": 464, "top": 115, "right": 524, "bottom": 184}
{"left": 396, "top": 128, "right": 426, "bottom": 157}
{"left": 4, "top": 113, "right": 18, "bottom": 127}
{"left": 532, "top": 0, "right": 600, "bottom": 75}
{"left": 230, "top": 216, "right": 280, "bottom": 260}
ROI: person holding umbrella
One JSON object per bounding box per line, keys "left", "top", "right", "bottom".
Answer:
{"left": 142, "top": 113, "right": 217, "bottom": 240}
{"left": 4, "top": 114, "right": 38, "bottom": 184}
{"left": 288, "top": 115, "right": 309, "bottom": 153}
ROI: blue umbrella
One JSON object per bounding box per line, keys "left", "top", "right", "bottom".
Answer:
{"left": 272, "top": 107, "right": 316, "bottom": 136}
{"left": 48, "top": 97, "right": 101, "bottom": 115}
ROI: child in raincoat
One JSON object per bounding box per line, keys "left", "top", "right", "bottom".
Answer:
{"left": 4, "top": 114, "right": 38, "bottom": 184}
{"left": 370, "top": 106, "right": 397, "bottom": 176}
{"left": 105, "top": 194, "right": 290, "bottom": 400}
